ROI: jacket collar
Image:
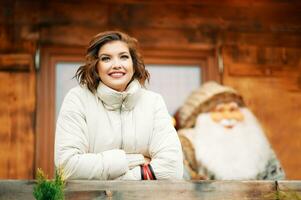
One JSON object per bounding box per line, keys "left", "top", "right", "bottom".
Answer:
{"left": 96, "top": 79, "right": 141, "bottom": 111}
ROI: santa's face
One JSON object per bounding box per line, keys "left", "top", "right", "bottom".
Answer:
{"left": 210, "top": 102, "right": 244, "bottom": 129}
{"left": 194, "top": 107, "right": 271, "bottom": 180}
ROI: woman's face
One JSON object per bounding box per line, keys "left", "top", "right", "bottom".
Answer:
{"left": 97, "top": 40, "right": 134, "bottom": 92}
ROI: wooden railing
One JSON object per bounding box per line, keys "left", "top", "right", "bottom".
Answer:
{"left": 0, "top": 180, "right": 300, "bottom": 200}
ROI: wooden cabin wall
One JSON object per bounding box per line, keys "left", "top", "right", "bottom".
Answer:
{"left": 0, "top": 0, "right": 300, "bottom": 179}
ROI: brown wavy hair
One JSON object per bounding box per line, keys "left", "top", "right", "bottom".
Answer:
{"left": 75, "top": 31, "right": 150, "bottom": 93}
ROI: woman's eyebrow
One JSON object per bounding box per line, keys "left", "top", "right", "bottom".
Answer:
{"left": 99, "top": 51, "right": 129, "bottom": 56}
{"left": 98, "top": 53, "right": 110, "bottom": 57}
{"left": 119, "top": 51, "right": 130, "bottom": 55}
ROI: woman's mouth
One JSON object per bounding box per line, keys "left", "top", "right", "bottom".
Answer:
{"left": 109, "top": 72, "right": 125, "bottom": 78}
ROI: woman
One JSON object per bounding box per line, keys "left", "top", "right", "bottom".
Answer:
{"left": 54, "top": 31, "right": 183, "bottom": 180}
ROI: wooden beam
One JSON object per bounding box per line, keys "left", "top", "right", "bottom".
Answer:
{"left": 0, "top": 54, "right": 33, "bottom": 72}
{"left": 0, "top": 180, "right": 279, "bottom": 200}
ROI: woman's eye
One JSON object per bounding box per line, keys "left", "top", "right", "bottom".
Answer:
{"left": 101, "top": 57, "right": 110, "bottom": 62}
{"left": 120, "top": 55, "right": 129, "bottom": 60}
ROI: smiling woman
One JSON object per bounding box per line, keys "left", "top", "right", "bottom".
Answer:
{"left": 54, "top": 31, "right": 183, "bottom": 180}
{"left": 97, "top": 41, "right": 134, "bottom": 92}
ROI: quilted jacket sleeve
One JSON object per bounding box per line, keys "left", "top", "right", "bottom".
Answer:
{"left": 55, "top": 88, "right": 128, "bottom": 180}
{"left": 148, "top": 94, "right": 184, "bottom": 179}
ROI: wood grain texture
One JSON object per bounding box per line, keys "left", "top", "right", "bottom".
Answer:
{"left": 0, "top": 54, "right": 32, "bottom": 72}
{"left": 0, "top": 180, "right": 279, "bottom": 200}
{"left": 223, "top": 45, "right": 301, "bottom": 179}
{"left": 2, "top": 1, "right": 300, "bottom": 48}
{"left": 0, "top": 73, "right": 11, "bottom": 178}
{"left": 0, "top": 72, "right": 35, "bottom": 179}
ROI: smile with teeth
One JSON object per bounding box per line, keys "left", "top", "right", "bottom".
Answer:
{"left": 109, "top": 71, "right": 126, "bottom": 78}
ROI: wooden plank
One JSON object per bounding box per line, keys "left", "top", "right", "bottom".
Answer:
{"left": 9, "top": 73, "right": 35, "bottom": 179}
{"left": 12, "top": 1, "right": 300, "bottom": 47}
{"left": 38, "top": 24, "right": 301, "bottom": 48}
{"left": 2, "top": 1, "right": 301, "bottom": 48}
{"left": 38, "top": 25, "right": 215, "bottom": 48}
{"left": 278, "top": 181, "right": 301, "bottom": 192}
{"left": 0, "top": 73, "right": 12, "bottom": 178}
{"left": 224, "top": 46, "right": 301, "bottom": 66}
{"left": 0, "top": 180, "right": 35, "bottom": 200}
{"left": 0, "top": 54, "right": 33, "bottom": 72}
{"left": 0, "top": 72, "right": 35, "bottom": 179}
{"left": 6, "top": 1, "right": 109, "bottom": 26}
{"left": 226, "top": 62, "right": 301, "bottom": 79}
{"left": 0, "top": 25, "right": 13, "bottom": 51}
{"left": 9, "top": 1, "right": 301, "bottom": 25}
{"left": 99, "top": 0, "right": 301, "bottom": 6}
{"left": 0, "top": 52, "right": 35, "bottom": 179}
{"left": 223, "top": 46, "right": 301, "bottom": 90}
{"left": 0, "top": 180, "right": 278, "bottom": 200}
{"left": 104, "top": 3, "right": 301, "bottom": 27}
{"left": 224, "top": 32, "right": 301, "bottom": 47}
{"left": 39, "top": 25, "right": 104, "bottom": 46}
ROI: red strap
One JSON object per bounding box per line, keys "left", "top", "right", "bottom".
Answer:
{"left": 143, "top": 164, "right": 149, "bottom": 180}
{"left": 145, "top": 164, "right": 154, "bottom": 180}
{"left": 148, "top": 164, "right": 157, "bottom": 180}
{"left": 141, "top": 164, "right": 156, "bottom": 180}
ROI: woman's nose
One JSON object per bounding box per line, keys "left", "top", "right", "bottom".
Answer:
{"left": 112, "top": 58, "right": 122, "bottom": 69}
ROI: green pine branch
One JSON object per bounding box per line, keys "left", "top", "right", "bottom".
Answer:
{"left": 33, "top": 168, "right": 65, "bottom": 200}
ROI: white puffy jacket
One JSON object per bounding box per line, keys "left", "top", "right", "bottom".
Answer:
{"left": 55, "top": 80, "right": 183, "bottom": 180}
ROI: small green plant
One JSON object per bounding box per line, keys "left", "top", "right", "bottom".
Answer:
{"left": 33, "top": 168, "right": 65, "bottom": 200}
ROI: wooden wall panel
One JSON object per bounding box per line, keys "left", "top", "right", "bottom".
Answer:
{"left": 10, "top": 1, "right": 301, "bottom": 48}
{"left": 0, "top": 73, "right": 11, "bottom": 178}
{"left": 0, "top": 72, "right": 35, "bottom": 179}
{"left": 223, "top": 46, "right": 301, "bottom": 179}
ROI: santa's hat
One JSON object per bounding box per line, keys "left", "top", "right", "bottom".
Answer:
{"left": 178, "top": 81, "right": 245, "bottom": 129}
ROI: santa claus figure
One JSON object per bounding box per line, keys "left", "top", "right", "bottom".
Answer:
{"left": 177, "top": 81, "right": 285, "bottom": 180}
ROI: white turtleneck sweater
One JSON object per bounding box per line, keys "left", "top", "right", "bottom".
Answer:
{"left": 55, "top": 80, "right": 183, "bottom": 180}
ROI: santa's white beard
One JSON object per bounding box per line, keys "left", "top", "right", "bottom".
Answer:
{"left": 194, "top": 108, "right": 272, "bottom": 180}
